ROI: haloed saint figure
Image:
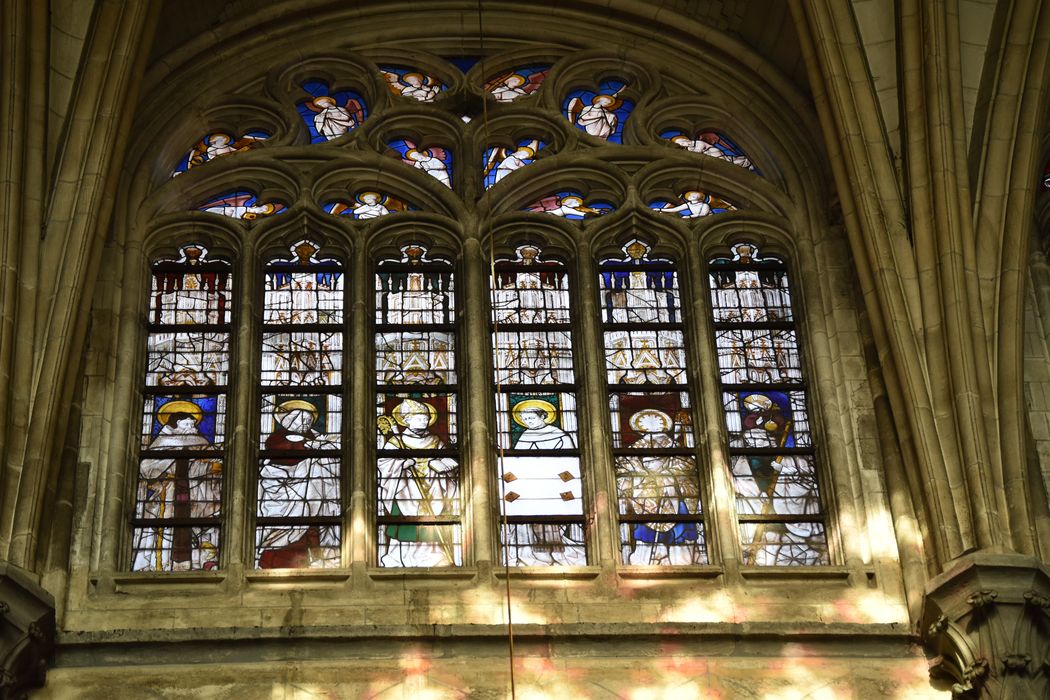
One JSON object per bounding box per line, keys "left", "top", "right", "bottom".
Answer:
{"left": 378, "top": 398, "right": 459, "bottom": 567}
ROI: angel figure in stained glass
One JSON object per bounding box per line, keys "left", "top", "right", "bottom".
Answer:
{"left": 567, "top": 94, "right": 620, "bottom": 139}
{"left": 174, "top": 131, "right": 267, "bottom": 175}
{"left": 138, "top": 400, "right": 221, "bottom": 571}
{"left": 483, "top": 139, "right": 541, "bottom": 188}
{"left": 199, "top": 192, "right": 286, "bottom": 220}
{"left": 381, "top": 69, "right": 442, "bottom": 102}
{"left": 378, "top": 398, "right": 458, "bottom": 567}
{"left": 405, "top": 147, "right": 450, "bottom": 187}
{"left": 512, "top": 399, "right": 575, "bottom": 450}
{"left": 484, "top": 66, "right": 549, "bottom": 102}
{"left": 656, "top": 191, "right": 712, "bottom": 218}
{"left": 388, "top": 139, "right": 452, "bottom": 188}
{"left": 327, "top": 192, "right": 409, "bottom": 219}
{"left": 654, "top": 191, "right": 737, "bottom": 218}
{"left": 305, "top": 95, "right": 365, "bottom": 141}
{"left": 665, "top": 130, "right": 754, "bottom": 170}
{"left": 618, "top": 408, "right": 701, "bottom": 565}
{"left": 526, "top": 193, "right": 606, "bottom": 219}
{"left": 565, "top": 81, "right": 631, "bottom": 142}
{"left": 257, "top": 400, "right": 340, "bottom": 568}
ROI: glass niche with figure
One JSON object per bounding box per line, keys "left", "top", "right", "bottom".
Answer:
{"left": 492, "top": 245, "right": 586, "bottom": 566}
{"left": 374, "top": 246, "right": 462, "bottom": 567}
{"left": 600, "top": 240, "right": 708, "bottom": 566}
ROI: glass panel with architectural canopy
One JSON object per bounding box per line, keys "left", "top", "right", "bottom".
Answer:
{"left": 375, "top": 245, "right": 461, "bottom": 567}
{"left": 709, "top": 243, "right": 829, "bottom": 566}
{"left": 132, "top": 245, "right": 229, "bottom": 572}
{"left": 492, "top": 245, "right": 586, "bottom": 566}
{"left": 599, "top": 240, "right": 707, "bottom": 566}
{"left": 255, "top": 241, "right": 344, "bottom": 569}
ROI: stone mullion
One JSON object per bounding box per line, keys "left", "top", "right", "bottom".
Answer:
{"left": 349, "top": 244, "right": 369, "bottom": 567}
{"left": 461, "top": 236, "right": 495, "bottom": 568}
{"left": 573, "top": 236, "right": 617, "bottom": 568}
{"left": 224, "top": 248, "right": 255, "bottom": 574}
{"left": 683, "top": 248, "right": 739, "bottom": 575}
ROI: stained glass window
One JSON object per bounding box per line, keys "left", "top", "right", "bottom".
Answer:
{"left": 324, "top": 191, "right": 414, "bottom": 219}
{"left": 525, "top": 191, "right": 612, "bottom": 219}
{"left": 709, "top": 243, "right": 828, "bottom": 565}
{"left": 661, "top": 130, "right": 756, "bottom": 172}
{"left": 492, "top": 245, "right": 586, "bottom": 566}
{"left": 256, "top": 241, "right": 344, "bottom": 568}
{"left": 599, "top": 241, "right": 707, "bottom": 565}
{"left": 387, "top": 139, "right": 452, "bottom": 188}
{"left": 198, "top": 191, "right": 286, "bottom": 219}
{"left": 648, "top": 191, "right": 736, "bottom": 218}
{"left": 172, "top": 130, "right": 268, "bottom": 176}
{"left": 564, "top": 79, "right": 634, "bottom": 143}
{"left": 484, "top": 65, "right": 550, "bottom": 102}
{"left": 375, "top": 245, "right": 461, "bottom": 566}
{"left": 482, "top": 139, "right": 544, "bottom": 189}
{"left": 297, "top": 80, "right": 367, "bottom": 143}
{"left": 379, "top": 67, "right": 445, "bottom": 102}
{"left": 133, "top": 245, "right": 230, "bottom": 571}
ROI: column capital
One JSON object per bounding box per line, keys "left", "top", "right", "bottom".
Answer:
{"left": 922, "top": 551, "right": 1050, "bottom": 698}
{"left": 0, "top": 563, "right": 54, "bottom": 699}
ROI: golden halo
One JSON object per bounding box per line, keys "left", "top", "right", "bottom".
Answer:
{"left": 402, "top": 72, "right": 425, "bottom": 83}
{"left": 514, "top": 146, "right": 536, "bottom": 158}
{"left": 512, "top": 399, "right": 557, "bottom": 427}
{"left": 276, "top": 399, "right": 319, "bottom": 420}
{"left": 356, "top": 191, "right": 383, "bottom": 204}
{"left": 628, "top": 408, "right": 672, "bottom": 433}
{"left": 393, "top": 399, "right": 437, "bottom": 427}
{"left": 312, "top": 95, "right": 336, "bottom": 107}
{"left": 742, "top": 394, "right": 773, "bottom": 412}
{"left": 157, "top": 400, "right": 204, "bottom": 426}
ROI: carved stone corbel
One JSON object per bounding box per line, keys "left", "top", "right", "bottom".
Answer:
{"left": 922, "top": 551, "right": 1050, "bottom": 698}
{"left": 0, "top": 563, "right": 55, "bottom": 699}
